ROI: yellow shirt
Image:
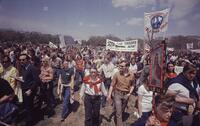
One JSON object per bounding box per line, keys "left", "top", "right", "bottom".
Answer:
{"left": 1, "top": 66, "right": 19, "bottom": 90}
{"left": 0, "top": 63, "right": 3, "bottom": 75}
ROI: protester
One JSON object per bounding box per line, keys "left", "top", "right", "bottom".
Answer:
{"left": 107, "top": 59, "right": 135, "bottom": 126}
{"left": 0, "top": 48, "right": 4, "bottom": 75}
{"left": 51, "top": 54, "right": 62, "bottom": 79}
{"left": 145, "top": 95, "right": 175, "bottom": 126}
{"left": 1, "top": 56, "right": 21, "bottom": 98}
{"left": 75, "top": 53, "right": 85, "bottom": 80}
{"left": 19, "top": 54, "right": 40, "bottom": 126}
{"left": 79, "top": 67, "right": 107, "bottom": 126}
{"left": 98, "top": 57, "right": 115, "bottom": 107}
{"left": 57, "top": 60, "right": 75, "bottom": 121}
{"left": 132, "top": 74, "right": 153, "bottom": 126}
{"left": 0, "top": 78, "right": 18, "bottom": 126}
{"left": 164, "top": 62, "right": 177, "bottom": 80}
{"left": 166, "top": 63, "right": 200, "bottom": 125}
{"left": 164, "top": 62, "right": 177, "bottom": 88}
{"left": 129, "top": 57, "right": 138, "bottom": 73}
{"left": 39, "top": 57, "right": 55, "bottom": 117}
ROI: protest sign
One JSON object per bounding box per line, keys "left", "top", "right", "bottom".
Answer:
{"left": 49, "top": 41, "right": 58, "bottom": 48}
{"left": 106, "top": 39, "right": 138, "bottom": 52}
{"left": 149, "top": 44, "right": 165, "bottom": 93}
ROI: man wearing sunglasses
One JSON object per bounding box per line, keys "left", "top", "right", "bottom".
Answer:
{"left": 107, "top": 59, "right": 135, "bottom": 126}
{"left": 19, "top": 54, "right": 40, "bottom": 126}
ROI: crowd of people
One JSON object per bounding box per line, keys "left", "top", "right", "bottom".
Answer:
{"left": 0, "top": 42, "right": 200, "bottom": 126}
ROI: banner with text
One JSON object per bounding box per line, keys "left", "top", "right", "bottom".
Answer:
{"left": 106, "top": 39, "right": 138, "bottom": 52}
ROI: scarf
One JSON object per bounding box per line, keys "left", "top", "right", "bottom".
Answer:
{"left": 83, "top": 75, "right": 102, "bottom": 94}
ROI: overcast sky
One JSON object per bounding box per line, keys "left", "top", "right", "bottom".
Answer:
{"left": 0, "top": 0, "right": 199, "bottom": 40}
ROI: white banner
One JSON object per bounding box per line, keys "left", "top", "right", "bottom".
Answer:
{"left": 144, "top": 8, "right": 170, "bottom": 35}
{"left": 49, "top": 41, "right": 58, "bottom": 48}
{"left": 106, "top": 39, "right": 138, "bottom": 52}
{"left": 186, "top": 43, "right": 193, "bottom": 50}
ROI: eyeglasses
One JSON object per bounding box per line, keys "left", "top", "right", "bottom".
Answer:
{"left": 19, "top": 59, "right": 26, "bottom": 61}
{"left": 119, "top": 65, "right": 126, "bottom": 68}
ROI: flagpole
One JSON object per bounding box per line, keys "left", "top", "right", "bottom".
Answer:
{"left": 163, "top": 31, "right": 167, "bottom": 40}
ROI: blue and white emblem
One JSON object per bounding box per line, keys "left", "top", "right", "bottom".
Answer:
{"left": 151, "top": 15, "right": 163, "bottom": 29}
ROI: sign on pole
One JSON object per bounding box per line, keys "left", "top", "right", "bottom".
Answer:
{"left": 144, "top": 8, "right": 170, "bottom": 44}
{"left": 149, "top": 44, "right": 165, "bottom": 93}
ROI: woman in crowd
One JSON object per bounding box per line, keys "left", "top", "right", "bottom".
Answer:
{"left": 164, "top": 62, "right": 177, "bottom": 80}
{"left": 164, "top": 62, "right": 177, "bottom": 88}
{"left": 132, "top": 74, "right": 153, "bottom": 126}
{"left": 39, "top": 57, "right": 55, "bottom": 117}
{"left": 79, "top": 67, "right": 107, "bottom": 126}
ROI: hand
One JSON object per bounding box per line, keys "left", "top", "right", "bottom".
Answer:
{"left": 106, "top": 95, "right": 112, "bottom": 102}
{"left": 126, "top": 93, "right": 131, "bottom": 97}
{"left": 79, "top": 98, "right": 84, "bottom": 105}
{"left": 146, "top": 115, "right": 161, "bottom": 126}
{"left": 25, "top": 89, "right": 32, "bottom": 96}
{"left": 124, "top": 93, "right": 131, "bottom": 100}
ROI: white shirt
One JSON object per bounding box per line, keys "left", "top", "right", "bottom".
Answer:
{"left": 98, "top": 62, "right": 115, "bottom": 78}
{"left": 168, "top": 82, "right": 200, "bottom": 99}
{"left": 137, "top": 85, "right": 153, "bottom": 112}
{"left": 168, "top": 82, "right": 200, "bottom": 110}
{"left": 129, "top": 63, "right": 138, "bottom": 73}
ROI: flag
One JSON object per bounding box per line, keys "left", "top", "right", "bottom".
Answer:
{"left": 144, "top": 8, "right": 170, "bottom": 35}
{"left": 49, "top": 41, "right": 58, "bottom": 48}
